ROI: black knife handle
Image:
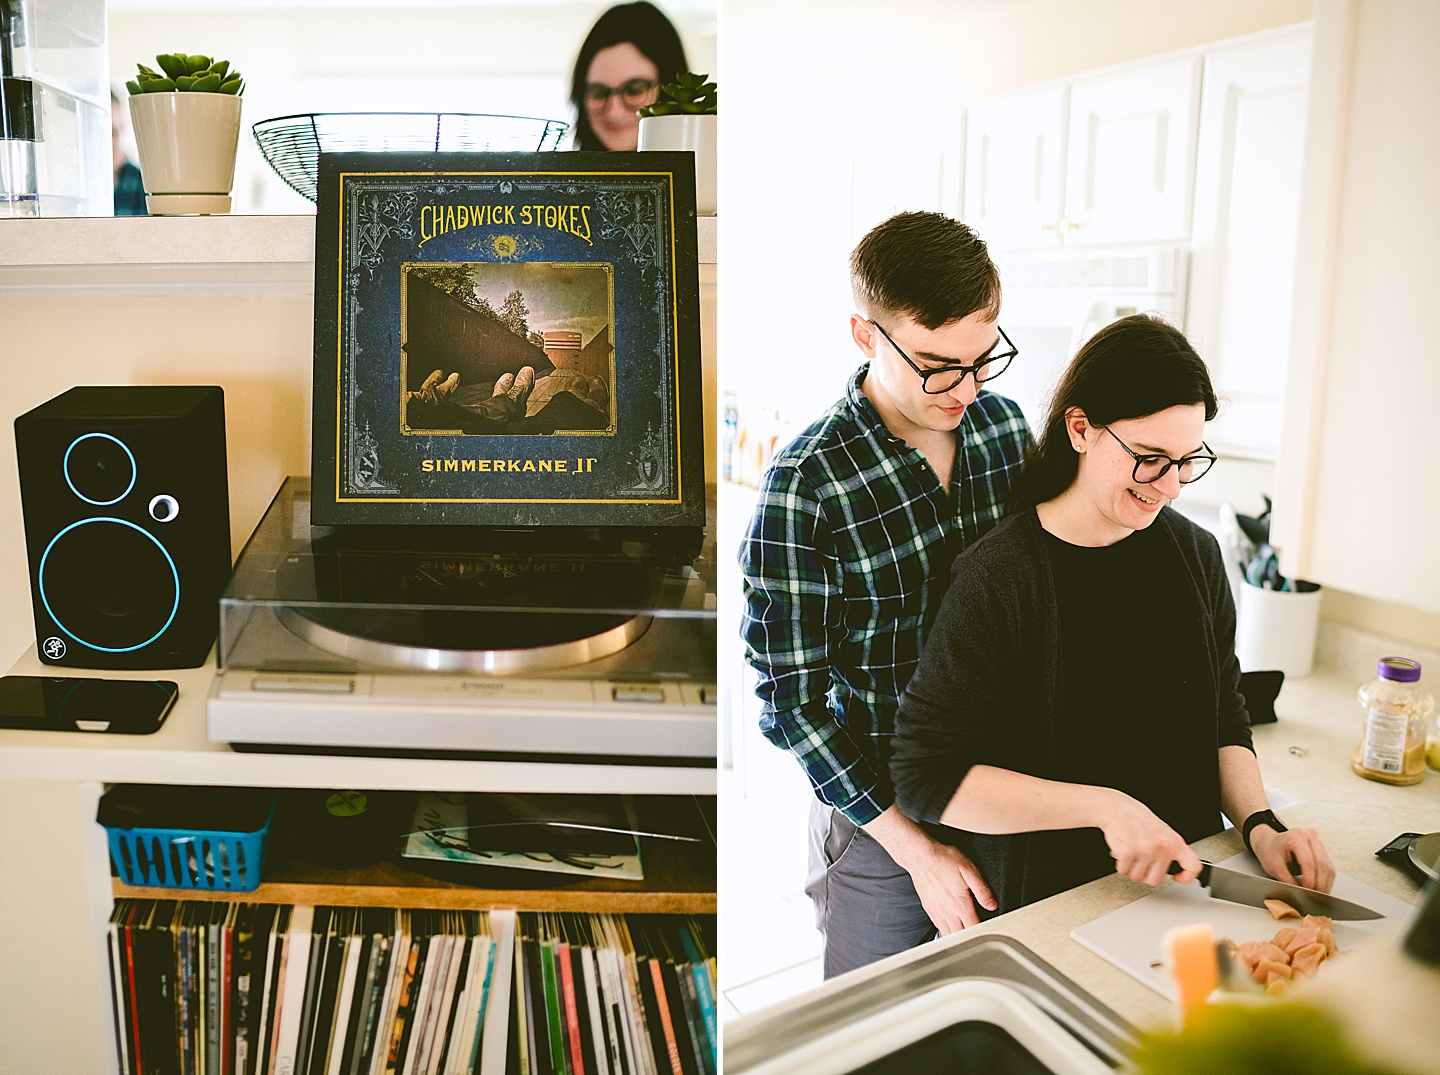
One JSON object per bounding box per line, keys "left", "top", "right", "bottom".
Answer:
{"left": 1167, "top": 860, "right": 1212, "bottom": 886}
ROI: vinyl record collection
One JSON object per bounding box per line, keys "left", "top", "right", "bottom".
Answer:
{"left": 511, "top": 913, "right": 717, "bottom": 1075}
{"left": 106, "top": 900, "right": 716, "bottom": 1075}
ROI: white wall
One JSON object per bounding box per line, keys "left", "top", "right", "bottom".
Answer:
{"left": 108, "top": 0, "right": 718, "bottom": 213}
{"left": 721, "top": 0, "right": 1314, "bottom": 447}
{"left": 1274, "top": 0, "right": 1440, "bottom": 621}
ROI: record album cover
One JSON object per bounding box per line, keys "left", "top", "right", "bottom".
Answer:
{"left": 311, "top": 151, "right": 704, "bottom": 527}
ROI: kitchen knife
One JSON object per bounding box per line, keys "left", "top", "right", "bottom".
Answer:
{"left": 1168, "top": 860, "right": 1385, "bottom": 921}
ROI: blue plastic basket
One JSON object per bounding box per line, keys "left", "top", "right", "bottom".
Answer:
{"left": 105, "top": 797, "right": 276, "bottom": 892}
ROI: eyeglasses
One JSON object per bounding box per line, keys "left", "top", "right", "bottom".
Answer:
{"left": 870, "top": 320, "right": 1018, "bottom": 394}
{"left": 1101, "top": 426, "right": 1217, "bottom": 484}
{"left": 584, "top": 79, "right": 659, "bottom": 107}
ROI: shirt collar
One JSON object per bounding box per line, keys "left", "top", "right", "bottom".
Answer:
{"left": 845, "top": 363, "right": 898, "bottom": 443}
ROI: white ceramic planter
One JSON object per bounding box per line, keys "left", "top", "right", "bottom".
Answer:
{"left": 638, "top": 113, "right": 716, "bottom": 215}
{"left": 129, "top": 92, "right": 243, "bottom": 215}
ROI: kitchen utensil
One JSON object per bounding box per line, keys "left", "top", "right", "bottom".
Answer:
{"left": 1071, "top": 852, "right": 1411, "bottom": 1000}
{"left": 1172, "top": 859, "right": 1384, "bottom": 921}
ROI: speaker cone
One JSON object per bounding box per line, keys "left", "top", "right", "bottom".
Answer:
{"left": 64, "top": 433, "right": 136, "bottom": 506}
{"left": 39, "top": 519, "right": 179, "bottom": 652}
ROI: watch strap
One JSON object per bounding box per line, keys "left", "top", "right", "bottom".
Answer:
{"left": 1242, "top": 809, "right": 1287, "bottom": 856}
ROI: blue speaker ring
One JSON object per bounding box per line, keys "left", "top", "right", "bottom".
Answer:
{"left": 38, "top": 518, "right": 180, "bottom": 653}
{"left": 64, "top": 433, "right": 137, "bottom": 506}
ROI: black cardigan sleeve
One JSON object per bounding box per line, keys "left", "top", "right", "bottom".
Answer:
{"left": 1196, "top": 526, "right": 1253, "bottom": 752}
{"left": 891, "top": 558, "right": 1022, "bottom": 826}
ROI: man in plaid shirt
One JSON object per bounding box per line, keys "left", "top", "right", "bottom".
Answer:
{"left": 739, "top": 212, "right": 1033, "bottom": 977}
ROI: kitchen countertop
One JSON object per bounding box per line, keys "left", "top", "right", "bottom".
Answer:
{"left": 729, "top": 621, "right": 1440, "bottom": 1037}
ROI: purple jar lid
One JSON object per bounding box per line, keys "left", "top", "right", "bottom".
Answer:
{"left": 1377, "top": 656, "right": 1422, "bottom": 682}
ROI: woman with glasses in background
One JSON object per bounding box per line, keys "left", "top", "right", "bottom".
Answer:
{"left": 569, "top": 1, "right": 688, "bottom": 151}
{"left": 890, "top": 314, "right": 1337, "bottom": 922}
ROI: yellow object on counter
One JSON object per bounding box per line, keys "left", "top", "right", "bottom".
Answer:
{"left": 1352, "top": 656, "right": 1434, "bottom": 786}
{"left": 1165, "top": 921, "right": 1218, "bottom": 1026}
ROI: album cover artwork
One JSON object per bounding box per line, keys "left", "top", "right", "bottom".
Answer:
{"left": 311, "top": 151, "right": 703, "bottom": 527}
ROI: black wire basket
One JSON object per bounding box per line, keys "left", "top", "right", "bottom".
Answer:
{"left": 251, "top": 112, "right": 570, "bottom": 202}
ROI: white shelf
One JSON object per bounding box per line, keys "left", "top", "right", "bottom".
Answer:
{"left": 0, "top": 647, "right": 715, "bottom": 794}
{"left": 0, "top": 213, "right": 715, "bottom": 285}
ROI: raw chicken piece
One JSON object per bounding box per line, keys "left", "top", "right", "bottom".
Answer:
{"left": 1301, "top": 914, "right": 1333, "bottom": 933}
{"left": 1266, "top": 898, "right": 1302, "bottom": 920}
{"left": 1316, "top": 926, "right": 1338, "bottom": 956}
{"left": 1258, "top": 941, "right": 1290, "bottom": 965}
{"left": 1265, "top": 973, "right": 1291, "bottom": 996}
{"left": 1284, "top": 928, "right": 1319, "bottom": 957}
{"left": 1291, "top": 941, "right": 1330, "bottom": 976}
{"left": 1253, "top": 958, "right": 1293, "bottom": 985}
{"left": 1272, "top": 926, "right": 1299, "bottom": 951}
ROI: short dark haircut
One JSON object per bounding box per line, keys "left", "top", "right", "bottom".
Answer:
{"left": 569, "top": 2, "right": 689, "bottom": 151}
{"left": 1009, "top": 314, "right": 1219, "bottom": 511}
{"left": 849, "top": 211, "right": 1002, "bottom": 329}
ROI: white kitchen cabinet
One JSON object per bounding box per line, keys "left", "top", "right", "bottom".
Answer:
{"left": 962, "top": 87, "right": 1066, "bottom": 250}
{"left": 1063, "top": 58, "right": 1202, "bottom": 246}
{"left": 1186, "top": 29, "right": 1312, "bottom": 460}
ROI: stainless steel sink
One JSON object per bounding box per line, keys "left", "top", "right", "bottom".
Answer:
{"left": 724, "top": 935, "right": 1140, "bottom": 1075}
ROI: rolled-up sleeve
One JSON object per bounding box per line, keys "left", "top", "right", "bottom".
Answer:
{"left": 739, "top": 461, "right": 888, "bottom": 825}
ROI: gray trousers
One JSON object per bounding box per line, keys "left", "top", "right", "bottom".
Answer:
{"left": 803, "top": 799, "right": 938, "bottom": 979}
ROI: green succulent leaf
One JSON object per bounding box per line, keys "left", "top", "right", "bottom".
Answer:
{"left": 143, "top": 77, "right": 177, "bottom": 92}
{"left": 185, "top": 54, "right": 211, "bottom": 74}
{"left": 176, "top": 74, "right": 197, "bottom": 90}
{"left": 190, "top": 72, "right": 222, "bottom": 92}
{"left": 155, "top": 54, "right": 187, "bottom": 79}
{"left": 125, "top": 79, "right": 142, "bottom": 95}
{"left": 220, "top": 78, "right": 243, "bottom": 96}
{"left": 210, "top": 60, "right": 229, "bottom": 80}
{"left": 137, "top": 63, "right": 161, "bottom": 78}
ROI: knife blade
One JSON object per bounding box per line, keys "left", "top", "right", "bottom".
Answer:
{"left": 1170, "top": 860, "right": 1384, "bottom": 921}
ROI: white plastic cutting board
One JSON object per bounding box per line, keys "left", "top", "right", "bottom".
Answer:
{"left": 1070, "top": 851, "right": 1415, "bottom": 999}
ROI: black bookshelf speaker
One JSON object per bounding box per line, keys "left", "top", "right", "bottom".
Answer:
{"left": 13, "top": 386, "right": 231, "bottom": 669}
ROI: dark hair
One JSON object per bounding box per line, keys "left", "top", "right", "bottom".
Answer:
{"left": 1009, "top": 314, "right": 1219, "bottom": 511}
{"left": 849, "top": 211, "right": 1002, "bottom": 330}
{"left": 569, "top": 2, "right": 689, "bottom": 151}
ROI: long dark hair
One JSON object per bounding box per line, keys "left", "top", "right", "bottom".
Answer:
{"left": 1009, "top": 314, "right": 1219, "bottom": 511}
{"left": 569, "top": 2, "right": 689, "bottom": 151}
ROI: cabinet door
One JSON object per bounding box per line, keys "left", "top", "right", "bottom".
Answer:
{"left": 1187, "top": 31, "right": 1312, "bottom": 459}
{"left": 963, "top": 87, "right": 1065, "bottom": 249}
{"left": 1063, "top": 58, "right": 1201, "bottom": 245}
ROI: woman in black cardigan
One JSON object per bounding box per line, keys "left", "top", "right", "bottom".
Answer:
{"left": 890, "top": 314, "right": 1336, "bottom": 919}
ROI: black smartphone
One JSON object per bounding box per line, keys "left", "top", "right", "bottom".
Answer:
{"left": 0, "top": 675, "right": 178, "bottom": 734}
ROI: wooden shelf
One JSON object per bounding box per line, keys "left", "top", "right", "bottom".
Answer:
{"left": 112, "top": 833, "right": 715, "bottom": 915}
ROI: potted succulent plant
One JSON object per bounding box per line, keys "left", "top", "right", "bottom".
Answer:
{"left": 637, "top": 72, "right": 717, "bottom": 215}
{"left": 125, "top": 53, "right": 245, "bottom": 215}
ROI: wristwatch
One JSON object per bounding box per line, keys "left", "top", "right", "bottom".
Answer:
{"left": 1241, "top": 809, "right": 1287, "bottom": 856}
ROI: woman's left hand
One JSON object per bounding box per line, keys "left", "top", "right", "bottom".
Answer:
{"left": 1250, "top": 824, "right": 1336, "bottom": 893}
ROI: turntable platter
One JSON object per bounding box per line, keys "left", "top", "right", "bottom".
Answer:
{"left": 278, "top": 604, "right": 652, "bottom": 674}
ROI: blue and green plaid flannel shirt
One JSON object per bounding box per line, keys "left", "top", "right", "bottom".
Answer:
{"left": 739, "top": 365, "right": 1032, "bottom": 826}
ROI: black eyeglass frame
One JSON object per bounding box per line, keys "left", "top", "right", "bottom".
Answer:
{"left": 1101, "top": 425, "right": 1217, "bottom": 485}
{"left": 583, "top": 78, "right": 660, "bottom": 106}
{"left": 869, "top": 319, "right": 1018, "bottom": 394}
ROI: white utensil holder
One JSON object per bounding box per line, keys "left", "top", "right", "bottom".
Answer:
{"left": 1236, "top": 581, "right": 1323, "bottom": 677}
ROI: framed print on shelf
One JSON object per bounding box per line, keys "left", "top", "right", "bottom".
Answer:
{"left": 310, "top": 151, "right": 703, "bottom": 527}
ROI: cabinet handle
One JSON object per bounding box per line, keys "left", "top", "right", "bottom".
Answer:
{"left": 1065, "top": 218, "right": 1082, "bottom": 232}
{"left": 1039, "top": 222, "right": 1054, "bottom": 232}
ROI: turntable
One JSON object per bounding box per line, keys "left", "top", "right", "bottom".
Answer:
{"left": 206, "top": 477, "right": 716, "bottom": 761}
